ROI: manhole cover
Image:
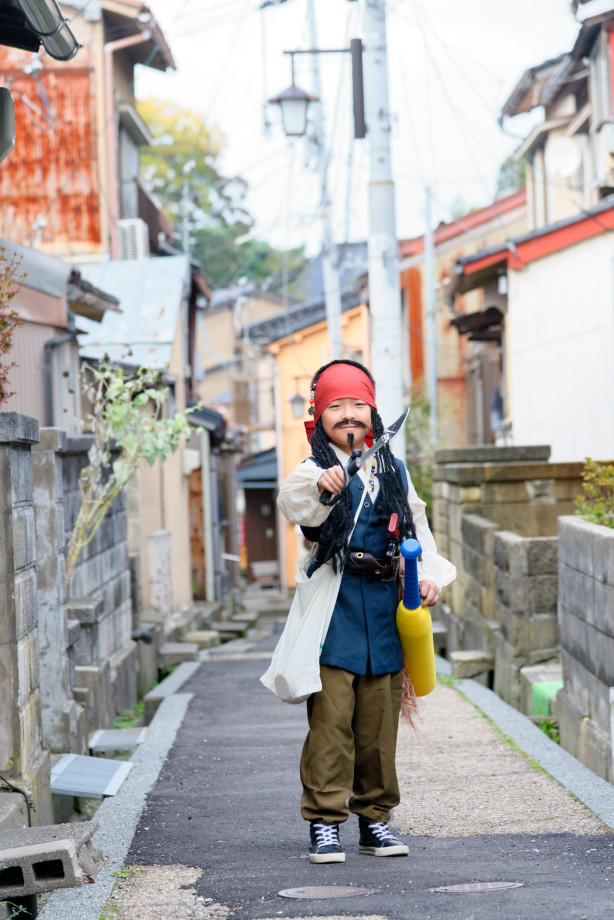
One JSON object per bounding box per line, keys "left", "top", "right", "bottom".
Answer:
{"left": 431, "top": 881, "right": 524, "bottom": 892}
{"left": 279, "top": 885, "right": 376, "bottom": 899}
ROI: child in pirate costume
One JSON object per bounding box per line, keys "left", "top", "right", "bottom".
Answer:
{"left": 276, "top": 359, "right": 455, "bottom": 865}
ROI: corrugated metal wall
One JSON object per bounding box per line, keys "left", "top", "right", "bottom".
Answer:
{"left": 4, "top": 321, "right": 51, "bottom": 420}
{"left": 0, "top": 47, "right": 101, "bottom": 254}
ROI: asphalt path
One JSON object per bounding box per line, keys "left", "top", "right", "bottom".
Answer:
{"left": 128, "top": 629, "right": 614, "bottom": 920}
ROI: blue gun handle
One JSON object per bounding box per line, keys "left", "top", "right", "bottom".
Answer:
{"left": 401, "top": 538, "right": 422, "bottom": 609}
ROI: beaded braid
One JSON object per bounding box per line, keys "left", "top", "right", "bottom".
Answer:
{"left": 307, "top": 359, "right": 416, "bottom": 571}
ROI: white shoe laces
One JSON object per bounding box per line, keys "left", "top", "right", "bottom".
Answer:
{"left": 368, "top": 821, "right": 395, "bottom": 840}
{"left": 313, "top": 823, "right": 339, "bottom": 846}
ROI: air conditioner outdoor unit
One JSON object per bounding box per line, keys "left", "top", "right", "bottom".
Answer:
{"left": 117, "top": 218, "right": 150, "bottom": 259}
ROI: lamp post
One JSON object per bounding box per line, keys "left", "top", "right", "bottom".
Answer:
{"left": 268, "top": 16, "right": 366, "bottom": 362}
{"left": 269, "top": 82, "right": 318, "bottom": 138}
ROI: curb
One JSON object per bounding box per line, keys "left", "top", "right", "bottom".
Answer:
{"left": 436, "top": 655, "right": 614, "bottom": 829}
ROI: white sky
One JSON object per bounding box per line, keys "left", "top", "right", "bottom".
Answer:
{"left": 136, "top": 0, "right": 580, "bottom": 254}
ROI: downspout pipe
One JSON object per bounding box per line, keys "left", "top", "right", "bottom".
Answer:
{"left": 104, "top": 30, "right": 152, "bottom": 260}
{"left": 13, "top": 0, "right": 80, "bottom": 61}
{"left": 44, "top": 325, "right": 77, "bottom": 427}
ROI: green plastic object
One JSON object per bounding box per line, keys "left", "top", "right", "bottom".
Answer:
{"left": 531, "top": 680, "right": 564, "bottom": 717}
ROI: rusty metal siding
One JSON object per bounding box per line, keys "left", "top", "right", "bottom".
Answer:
{"left": 0, "top": 46, "right": 102, "bottom": 254}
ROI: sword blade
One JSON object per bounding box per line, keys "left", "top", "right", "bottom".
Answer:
{"left": 357, "top": 407, "right": 409, "bottom": 467}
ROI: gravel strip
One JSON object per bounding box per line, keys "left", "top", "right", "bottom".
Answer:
{"left": 103, "top": 864, "right": 387, "bottom": 920}
{"left": 394, "top": 682, "right": 608, "bottom": 837}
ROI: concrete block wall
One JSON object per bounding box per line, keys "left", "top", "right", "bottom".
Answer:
{"left": 555, "top": 515, "right": 614, "bottom": 782}
{"left": 32, "top": 429, "right": 86, "bottom": 755}
{"left": 432, "top": 445, "right": 583, "bottom": 652}
{"left": 459, "top": 514, "right": 498, "bottom": 649}
{"left": 61, "top": 437, "right": 136, "bottom": 731}
{"left": 493, "top": 531, "right": 559, "bottom": 709}
{"left": 0, "top": 413, "right": 52, "bottom": 826}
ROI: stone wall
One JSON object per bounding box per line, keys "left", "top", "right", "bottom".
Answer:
{"left": 493, "top": 531, "right": 559, "bottom": 709}
{"left": 432, "top": 445, "right": 583, "bottom": 652}
{"left": 61, "top": 437, "right": 137, "bottom": 731}
{"left": 32, "top": 429, "right": 86, "bottom": 755}
{"left": 0, "top": 413, "right": 52, "bottom": 828}
{"left": 555, "top": 516, "right": 614, "bottom": 782}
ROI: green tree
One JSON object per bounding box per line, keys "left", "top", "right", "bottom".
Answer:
{"left": 138, "top": 98, "right": 250, "bottom": 229}
{"left": 137, "top": 98, "right": 305, "bottom": 287}
{"left": 495, "top": 154, "right": 526, "bottom": 198}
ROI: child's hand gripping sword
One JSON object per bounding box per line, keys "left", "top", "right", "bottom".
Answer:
{"left": 396, "top": 538, "right": 437, "bottom": 697}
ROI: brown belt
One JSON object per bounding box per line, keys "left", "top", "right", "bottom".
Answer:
{"left": 314, "top": 545, "right": 399, "bottom": 582}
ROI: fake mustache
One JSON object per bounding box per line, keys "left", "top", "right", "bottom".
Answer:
{"left": 333, "top": 418, "right": 368, "bottom": 430}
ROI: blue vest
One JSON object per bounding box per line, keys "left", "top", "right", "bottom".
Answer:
{"left": 303, "top": 458, "right": 407, "bottom": 677}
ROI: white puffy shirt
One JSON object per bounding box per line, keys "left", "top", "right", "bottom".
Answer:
{"left": 277, "top": 443, "right": 456, "bottom": 591}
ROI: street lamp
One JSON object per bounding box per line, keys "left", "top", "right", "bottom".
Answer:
{"left": 269, "top": 82, "right": 318, "bottom": 137}
{"left": 288, "top": 390, "right": 306, "bottom": 419}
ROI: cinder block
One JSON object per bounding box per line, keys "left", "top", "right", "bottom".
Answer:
{"left": 110, "top": 641, "right": 138, "bottom": 716}
{"left": 526, "top": 537, "right": 558, "bottom": 576}
{"left": 0, "top": 821, "right": 99, "bottom": 897}
{"left": 461, "top": 514, "right": 497, "bottom": 555}
{"left": 528, "top": 575, "right": 558, "bottom": 614}
{"left": 66, "top": 598, "right": 104, "bottom": 625}
{"left": 11, "top": 507, "right": 36, "bottom": 572}
{"left": 558, "top": 563, "right": 593, "bottom": 622}
{"left": 13, "top": 568, "right": 38, "bottom": 639}
{"left": 495, "top": 567, "right": 528, "bottom": 613}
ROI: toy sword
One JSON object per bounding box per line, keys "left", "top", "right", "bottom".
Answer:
{"left": 319, "top": 407, "right": 410, "bottom": 505}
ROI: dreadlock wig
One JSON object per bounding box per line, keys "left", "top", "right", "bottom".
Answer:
{"left": 305, "top": 359, "right": 417, "bottom": 571}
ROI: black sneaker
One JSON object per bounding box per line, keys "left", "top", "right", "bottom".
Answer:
{"left": 309, "top": 821, "right": 345, "bottom": 864}
{"left": 358, "top": 817, "right": 409, "bottom": 857}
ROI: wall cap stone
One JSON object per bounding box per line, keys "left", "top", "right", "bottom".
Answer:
{"left": 435, "top": 445, "right": 551, "bottom": 464}
{"left": 432, "top": 461, "right": 584, "bottom": 484}
{"left": 33, "top": 427, "right": 67, "bottom": 453}
{"left": 0, "top": 412, "right": 39, "bottom": 445}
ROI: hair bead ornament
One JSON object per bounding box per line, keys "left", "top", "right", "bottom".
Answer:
{"left": 308, "top": 382, "right": 316, "bottom": 416}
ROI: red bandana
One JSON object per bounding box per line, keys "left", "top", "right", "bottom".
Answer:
{"left": 304, "top": 364, "right": 376, "bottom": 444}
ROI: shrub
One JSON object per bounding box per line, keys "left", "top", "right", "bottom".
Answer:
{"left": 575, "top": 458, "right": 614, "bottom": 529}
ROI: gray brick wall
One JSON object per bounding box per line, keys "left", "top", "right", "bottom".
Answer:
{"left": 0, "top": 413, "right": 52, "bottom": 825}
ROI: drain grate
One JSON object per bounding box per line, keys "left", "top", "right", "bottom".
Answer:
{"left": 431, "top": 881, "right": 524, "bottom": 892}
{"left": 279, "top": 885, "right": 376, "bottom": 899}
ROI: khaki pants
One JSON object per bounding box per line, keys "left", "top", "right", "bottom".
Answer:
{"left": 300, "top": 664, "right": 404, "bottom": 824}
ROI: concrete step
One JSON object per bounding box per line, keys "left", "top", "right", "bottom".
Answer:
{"left": 159, "top": 641, "right": 199, "bottom": 669}
{"left": 144, "top": 660, "right": 200, "bottom": 723}
{"left": 212, "top": 621, "right": 251, "bottom": 642}
{"left": 449, "top": 650, "right": 494, "bottom": 679}
{"left": 231, "top": 611, "right": 259, "bottom": 627}
{"left": 182, "top": 629, "right": 221, "bottom": 649}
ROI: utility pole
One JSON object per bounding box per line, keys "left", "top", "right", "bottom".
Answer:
{"left": 306, "top": 0, "right": 343, "bottom": 360}
{"left": 363, "top": 0, "right": 405, "bottom": 458}
{"left": 424, "top": 186, "right": 438, "bottom": 444}
{"left": 182, "top": 177, "right": 190, "bottom": 255}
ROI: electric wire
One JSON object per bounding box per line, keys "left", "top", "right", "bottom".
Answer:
{"left": 0, "top": 773, "right": 32, "bottom": 826}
